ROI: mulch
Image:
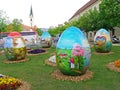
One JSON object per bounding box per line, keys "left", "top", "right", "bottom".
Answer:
{"left": 18, "top": 81, "right": 31, "bottom": 90}
{"left": 41, "top": 47, "right": 50, "bottom": 50}
{"left": 93, "top": 51, "right": 114, "bottom": 55}
{"left": 51, "top": 69, "right": 93, "bottom": 82}
{"left": 0, "top": 51, "right": 4, "bottom": 55}
{"left": 107, "top": 62, "right": 120, "bottom": 72}
{"left": 0, "top": 53, "right": 2, "bottom": 55}
{"left": 3, "top": 58, "right": 30, "bottom": 64}
{"left": 45, "top": 59, "right": 56, "bottom": 67}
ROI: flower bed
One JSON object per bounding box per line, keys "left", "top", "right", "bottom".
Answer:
{"left": 0, "top": 76, "right": 22, "bottom": 90}
{"left": 107, "top": 60, "right": 120, "bottom": 71}
{"left": 114, "top": 60, "right": 120, "bottom": 67}
{"left": 28, "top": 49, "right": 46, "bottom": 54}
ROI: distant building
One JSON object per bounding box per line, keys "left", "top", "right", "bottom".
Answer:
{"left": 69, "top": 0, "right": 120, "bottom": 41}
{"left": 22, "top": 24, "right": 37, "bottom": 32}
{"left": 22, "top": 5, "right": 37, "bottom": 32}
{"left": 69, "top": 0, "right": 101, "bottom": 22}
{"left": 69, "top": 0, "right": 101, "bottom": 41}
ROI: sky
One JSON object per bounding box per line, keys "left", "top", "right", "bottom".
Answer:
{"left": 0, "top": 0, "right": 89, "bottom": 28}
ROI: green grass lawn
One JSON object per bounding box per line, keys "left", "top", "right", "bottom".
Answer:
{"left": 0, "top": 46, "right": 120, "bottom": 90}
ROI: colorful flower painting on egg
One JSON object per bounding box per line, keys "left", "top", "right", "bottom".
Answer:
{"left": 41, "top": 31, "right": 52, "bottom": 48}
{"left": 56, "top": 26, "right": 91, "bottom": 76}
{"left": 4, "top": 32, "right": 27, "bottom": 60}
{"left": 94, "top": 28, "right": 112, "bottom": 53}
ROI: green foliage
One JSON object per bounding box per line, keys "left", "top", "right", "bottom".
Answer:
{"left": 36, "top": 28, "right": 42, "bottom": 36}
{"left": 0, "top": 10, "right": 23, "bottom": 33}
{"left": 48, "top": 22, "right": 70, "bottom": 37}
{"left": 0, "top": 46, "right": 120, "bottom": 90}
{"left": 12, "top": 19, "right": 23, "bottom": 32}
{"left": 72, "top": 8, "right": 100, "bottom": 32}
{"left": 99, "top": 0, "right": 120, "bottom": 30}
{"left": 5, "top": 19, "right": 23, "bottom": 32}
{"left": 48, "top": 27, "right": 56, "bottom": 37}
{"left": 5, "top": 23, "right": 14, "bottom": 32}
{"left": 0, "top": 10, "right": 9, "bottom": 33}
{"left": 69, "top": 0, "right": 120, "bottom": 33}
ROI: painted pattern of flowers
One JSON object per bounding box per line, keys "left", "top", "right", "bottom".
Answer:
{"left": 72, "top": 43, "right": 84, "bottom": 70}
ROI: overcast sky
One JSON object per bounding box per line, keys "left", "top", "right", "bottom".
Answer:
{"left": 0, "top": 0, "right": 89, "bottom": 28}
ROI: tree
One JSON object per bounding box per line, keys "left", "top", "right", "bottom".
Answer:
{"left": 86, "top": 9, "right": 100, "bottom": 31}
{"left": 5, "top": 19, "right": 23, "bottom": 32}
{"left": 12, "top": 19, "right": 23, "bottom": 32}
{"left": 0, "top": 10, "right": 9, "bottom": 39}
{"left": 0, "top": 10, "right": 9, "bottom": 33}
{"left": 99, "top": 0, "right": 120, "bottom": 35}
{"left": 36, "top": 28, "right": 42, "bottom": 36}
{"left": 5, "top": 23, "right": 14, "bottom": 32}
{"left": 48, "top": 27, "right": 58, "bottom": 37}
{"left": 74, "top": 7, "right": 100, "bottom": 33}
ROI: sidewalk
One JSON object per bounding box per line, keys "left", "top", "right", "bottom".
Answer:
{"left": 112, "top": 43, "right": 120, "bottom": 46}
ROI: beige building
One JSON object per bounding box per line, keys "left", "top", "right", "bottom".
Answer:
{"left": 69, "top": 0, "right": 120, "bottom": 41}
{"left": 69, "top": 0, "right": 101, "bottom": 22}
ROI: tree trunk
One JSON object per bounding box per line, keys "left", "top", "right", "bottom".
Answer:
{"left": 111, "top": 28, "right": 115, "bottom": 36}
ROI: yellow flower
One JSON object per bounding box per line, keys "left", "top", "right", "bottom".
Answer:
{"left": 0, "top": 76, "right": 22, "bottom": 89}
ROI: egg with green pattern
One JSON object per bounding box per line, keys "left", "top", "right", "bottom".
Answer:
{"left": 56, "top": 26, "right": 91, "bottom": 76}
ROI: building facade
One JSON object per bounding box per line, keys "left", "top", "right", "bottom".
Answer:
{"left": 69, "top": 0, "right": 120, "bottom": 42}
{"left": 69, "top": 0, "right": 101, "bottom": 22}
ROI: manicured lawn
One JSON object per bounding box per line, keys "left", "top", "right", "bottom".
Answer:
{"left": 0, "top": 46, "right": 120, "bottom": 90}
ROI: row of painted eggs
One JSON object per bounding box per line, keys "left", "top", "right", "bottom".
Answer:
{"left": 56, "top": 26, "right": 112, "bottom": 76}
{"left": 4, "top": 31, "right": 52, "bottom": 61}
{"left": 4, "top": 27, "right": 112, "bottom": 76}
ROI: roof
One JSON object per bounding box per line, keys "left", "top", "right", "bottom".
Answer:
{"left": 22, "top": 24, "right": 37, "bottom": 32}
{"left": 69, "top": 0, "right": 98, "bottom": 20}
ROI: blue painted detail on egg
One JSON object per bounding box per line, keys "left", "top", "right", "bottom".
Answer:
{"left": 41, "top": 31, "right": 51, "bottom": 39}
{"left": 41, "top": 31, "right": 52, "bottom": 48}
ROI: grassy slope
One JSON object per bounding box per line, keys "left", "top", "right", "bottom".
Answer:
{"left": 0, "top": 46, "right": 120, "bottom": 90}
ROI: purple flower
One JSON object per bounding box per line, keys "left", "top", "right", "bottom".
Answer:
{"left": 28, "top": 49, "right": 45, "bottom": 54}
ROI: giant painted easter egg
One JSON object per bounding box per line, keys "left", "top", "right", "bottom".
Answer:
{"left": 41, "top": 31, "right": 52, "bottom": 48}
{"left": 94, "top": 28, "right": 112, "bottom": 53}
{"left": 56, "top": 26, "right": 91, "bottom": 76}
{"left": 4, "top": 32, "right": 27, "bottom": 60}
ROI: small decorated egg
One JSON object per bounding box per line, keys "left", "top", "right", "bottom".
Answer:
{"left": 41, "top": 31, "right": 52, "bottom": 48}
{"left": 56, "top": 26, "right": 91, "bottom": 76}
{"left": 94, "top": 28, "right": 112, "bottom": 53}
{"left": 4, "top": 32, "right": 26, "bottom": 60}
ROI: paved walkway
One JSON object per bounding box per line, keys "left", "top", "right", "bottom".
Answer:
{"left": 112, "top": 43, "right": 120, "bottom": 46}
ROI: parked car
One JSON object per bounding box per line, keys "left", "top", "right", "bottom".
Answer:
{"left": 112, "top": 35, "right": 120, "bottom": 43}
